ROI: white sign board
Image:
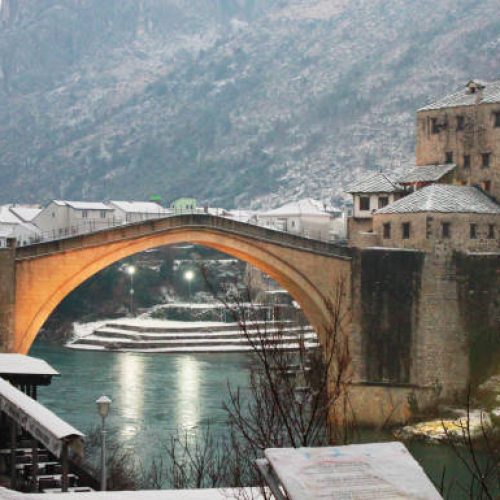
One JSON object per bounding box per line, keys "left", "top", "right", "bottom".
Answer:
{"left": 265, "top": 442, "right": 442, "bottom": 499}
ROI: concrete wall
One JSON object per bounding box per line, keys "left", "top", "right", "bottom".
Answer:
{"left": 416, "top": 102, "right": 500, "bottom": 201}
{"left": 33, "top": 202, "right": 118, "bottom": 239}
{"left": 256, "top": 213, "right": 346, "bottom": 242}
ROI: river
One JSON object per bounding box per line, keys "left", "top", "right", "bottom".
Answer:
{"left": 30, "top": 340, "right": 496, "bottom": 498}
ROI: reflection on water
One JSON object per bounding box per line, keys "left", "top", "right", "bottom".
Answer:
{"left": 29, "top": 341, "right": 250, "bottom": 453}
{"left": 117, "top": 353, "right": 145, "bottom": 437}
{"left": 176, "top": 356, "right": 200, "bottom": 432}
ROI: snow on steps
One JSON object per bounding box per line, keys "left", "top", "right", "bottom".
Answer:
{"left": 68, "top": 318, "right": 318, "bottom": 353}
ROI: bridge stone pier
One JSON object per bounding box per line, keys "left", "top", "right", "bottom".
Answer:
{"left": 0, "top": 214, "right": 493, "bottom": 427}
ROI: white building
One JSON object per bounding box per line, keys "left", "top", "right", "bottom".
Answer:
{"left": 0, "top": 205, "right": 41, "bottom": 246}
{"left": 254, "top": 198, "right": 347, "bottom": 242}
{"left": 108, "top": 201, "right": 171, "bottom": 224}
{"left": 32, "top": 200, "right": 116, "bottom": 240}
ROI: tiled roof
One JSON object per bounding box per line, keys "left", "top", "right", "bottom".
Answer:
{"left": 419, "top": 79, "right": 500, "bottom": 111}
{"left": 376, "top": 184, "right": 500, "bottom": 214}
{"left": 398, "top": 164, "right": 456, "bottom": 184}
{"left": 346, "top": 172, "right": 403, "bottom": 194}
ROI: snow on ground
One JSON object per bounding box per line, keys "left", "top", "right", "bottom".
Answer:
{"left": 1, "top": 487, "right": 264, "bottom": 499}
{"left": 66, "top": 342, "right": 319, "bottom": 353}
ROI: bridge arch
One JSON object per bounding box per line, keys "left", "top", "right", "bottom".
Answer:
{"left": 14, "top": 216, "right": 351, "bottom": 354}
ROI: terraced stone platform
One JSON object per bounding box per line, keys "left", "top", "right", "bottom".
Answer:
{"left": 67, "top": 318, "right": 318, "bottom": 353}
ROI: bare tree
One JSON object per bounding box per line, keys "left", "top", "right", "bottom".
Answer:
{"left": 438, "top": 391, "right": 499, "bottom": 499}
{"left": 141, "top": 274, "right": 354, "bottom": 497}
{"left": 221, "top": 276, "right": 353, "bottom": 450}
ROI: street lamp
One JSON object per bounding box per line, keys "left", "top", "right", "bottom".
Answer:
{"left": 184, "top": 270, "right": 194, "bottom": 301}
{"left": 126, "top": 265, "right": 136, "bottom": 315}
{"left": 96, "top": 395, "right": 112, "bottom": 492}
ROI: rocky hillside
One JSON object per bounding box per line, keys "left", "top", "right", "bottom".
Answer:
{"left": 0, "top": 0, "right": 499, "bottom": 208}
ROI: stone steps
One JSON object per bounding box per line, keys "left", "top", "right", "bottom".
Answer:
{"left": 68, "top": 320, "right": 318, "bottom": 353}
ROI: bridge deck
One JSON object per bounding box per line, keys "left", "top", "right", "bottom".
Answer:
{"left": 16, "top": 214, "right": 352, "bottom": 260}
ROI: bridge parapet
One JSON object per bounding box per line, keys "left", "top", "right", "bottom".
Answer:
{"left": 16, "top": 214, "right": 351, "bottom": 260}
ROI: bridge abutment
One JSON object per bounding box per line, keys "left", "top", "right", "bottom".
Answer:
{"left": 0, "top": 239, "right": 16, "bottom": 352}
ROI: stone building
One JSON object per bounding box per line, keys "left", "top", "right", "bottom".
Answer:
{"left": 416, "top": 79, "right": 500, "bottom": 200}
{"left": 372, "top": 184, "right": 499, "bottom": 252}
{"left": 346, "top": 173, "right": 405, "bottom": 245}
{"left": 345, "top": 80, "right": 500, "bottom": 420}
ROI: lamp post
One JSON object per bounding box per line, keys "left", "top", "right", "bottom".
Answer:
{"left": 126, "top": 265, "right": 136, "bottom": 316}
{"left": 184, "top": 270, "right": 194, "bottom": 301}
{"left": 96, "top": 395, "right": 112, "bottom": 492}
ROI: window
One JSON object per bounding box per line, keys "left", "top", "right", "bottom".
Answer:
{"left": 456, "top": 115, "right": 465, "bottom": 131}
{"left": 100, "top": 210, "right": 107, "bottom": 218}
{"left": 483, "top": 180, "right": 491, "bottom": 192}
{"left": 82, "top": 210, "right": 88, "bottom": 219}
{"left": 488, "top": 224, "right": 495, "bottom": 239}
{"left": 51, "top": 212, "right": 55, "bottom": 218}
{"left": 481, "top": 153, "right": 491, "bottom": 168}
{"left": 383, "top": 223, "right": 391, "bottom": 239}
{"left": 445, "top": 151, "right": 453, "bottom": 164}
{"left": 469, "top": 223, "right": 477, "bottom": 239}
{"left": 441, "top": 222, "right": 451, "bottom": 238}
{"left": 431, "top": 118, "right": 439, "bottom": 134}
{"left": 402, "top": 222, "right": 411, "bottom": 239}
{"left": 494, "top": 112, "right": 500, "bottom": 128}
{"left": 463, "top": 155, "right": 470, "bottom": 169}
{"left": 359, "top": 196, "right": 370, "bottom": 211}
{"left": 378, "top": 196, "right": 389, "bottom": 209}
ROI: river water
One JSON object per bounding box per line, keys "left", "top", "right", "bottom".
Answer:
{"left": 29, "top": 340, "right": 495, "bottom": 498}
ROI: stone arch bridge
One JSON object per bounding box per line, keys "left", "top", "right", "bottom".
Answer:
{"left": 0, "top": 213, "right": 482, "bottom": 425}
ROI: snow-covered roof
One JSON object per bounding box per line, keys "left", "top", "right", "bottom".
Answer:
{"left": 225, "top": 209, "right": 257, "bottom": 223}
{"left": 9, "top": 206, "right": 42, "bottom": 222}
{"left": 398, "top": 164, "right": 456, "bottom": 184}
{"left": 53, "top": 200, "right": 113, "bottom": 211}
{"left": 0, "top": 378, "right": 83, "bottom": 458}
{"left": 419, "top": 79, "right": 500, "bottom": 111}
{"left": 0, "top": 205, "right": 22, "bottom": 224}
{"left": 0, "top": 354, "right": 59, "bottom": 376}
{"left": 376, "top": 184, "right": 500, "bottom": 214}
{"left": 109, "top": 201, "right": 170, "bottom": 214}
{"left": 260, "top": 198, "right": 332, "bottom": 217}
{"left": 346, "top": 172, "right": 403, "bottom": 194}
{"left": 0, "top": 207, "right": 41, "bottom": 235}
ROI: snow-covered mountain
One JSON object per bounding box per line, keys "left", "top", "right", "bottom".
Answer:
{"left": 0, "top": 0, "right": 498, "bottom": 208}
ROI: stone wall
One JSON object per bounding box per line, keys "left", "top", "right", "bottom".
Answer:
{"left": 373, "top": 212, "right": 499, "bottom": 253}
{"left": 416, "top": 102, "right": 500, "bottom": 201}
{"left": 454, "top": 252, "right": 500, "bottom": 386}
{"left": 0, "top": 240, "right": 16, "bottom": 352}
{"left": 349, "top": 244, "right": 499, "bottom": 424}
{"left": 358, "top": 249, "right": 424, "bottom": 384}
